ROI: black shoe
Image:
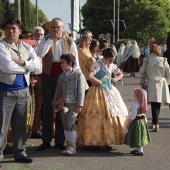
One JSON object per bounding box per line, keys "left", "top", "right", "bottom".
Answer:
{"left": 14, "top": 156, "right": 33, "bottom": 163}
{"left": 133, "top": 152, "right": 143, "bottom": 156}
{"left": 105, "top": 146, "right": 113, "bottom": 150}
{"left": 133, "top": 73, "right": 135, "bottom": 77}
{"left": 0, "top": 160, "right": 1, "bottom": 167}
{"left": 55, "top": 144, "right": 67, "bottom": 150}
{"left": 37, "top": 142, "right": 51, "bottom": 151}
{"left": 31, "top": 133, "right": 42, "bottom": 139}
{"left": 130, "top": 149, "right": 138, "bottom": 154}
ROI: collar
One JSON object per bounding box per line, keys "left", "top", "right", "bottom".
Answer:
{"left": 64, "top": 68, "right": 73, "bottom": 76}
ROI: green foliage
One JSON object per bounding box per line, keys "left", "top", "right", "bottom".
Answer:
{"left": 0, "top": 29, "right": 4, "bottom": 35}
{"left": 0, "top": 0, "right": 47, "bottom": 31}
{"left": 81, "top": 0, "right": 113, "bottom": 39}
{"left": 81, "top": 0, "right": 170, "bottom": 44}
{"left": 0, "top": 0, "right": 9, "bottom": 29}
{"left": 20, "top": 0, "right": 47, "bottom": 31}
{"left": 114, "top": 38, "right": 133, "bottom": 49}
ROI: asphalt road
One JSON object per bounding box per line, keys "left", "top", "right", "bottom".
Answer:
{"left": 1, "top": 73, "right": 170, "bottom": 170}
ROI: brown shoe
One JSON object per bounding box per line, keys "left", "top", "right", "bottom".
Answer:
{"left": 152, "top": 124, "right": 159, "bottom": 132}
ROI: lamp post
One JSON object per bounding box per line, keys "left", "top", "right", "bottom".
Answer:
{"left": 36, "top": 0, "right": 38, "bottom": 26}
{"left": 117, "top": 0, "right": 120, "bottom": 40}
{"left": 14, "top": 0, "right": 21, "bottom": 22}
{"left": 106, "top": 0, "right": 115, "bottom": 43}
{"left": 113, "top": 0, "right": 115, "bottom": 43}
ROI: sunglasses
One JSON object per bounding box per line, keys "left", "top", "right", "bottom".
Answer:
{"left": 51, "top": 26, "right": 63, "bottom": 30}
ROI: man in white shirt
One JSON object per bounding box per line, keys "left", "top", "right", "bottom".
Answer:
{"left": 0, "top": 18, "right": 39, "bottom": 166}
{"left": 37, "top": 18, "right": 80, "bottom": 151}
{"left": 30, "top": 26, "right": 44, "bottom": 139}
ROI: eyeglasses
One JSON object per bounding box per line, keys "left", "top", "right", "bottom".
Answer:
{"left": 5, "top": 27, "right": 18, "bottom": 31}
{"left": 51, "top": 26, "right": 63, "bottom": 30}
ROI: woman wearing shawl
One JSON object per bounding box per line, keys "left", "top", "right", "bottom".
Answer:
{"left": 123, "top": 41, "right": 141, "bottom": 77}
{"left": 77, "top": 48, "right": 128, "bottom": 147}
{"left": 116, "top": 43, "right": 125, "bottom": 68}
{"left": 125, "top": 88, "right": 151, "bottom": 156}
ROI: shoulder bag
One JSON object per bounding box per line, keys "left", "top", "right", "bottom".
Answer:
{"left": 55, "top": 70, "right": 76, "bottom": 112}
{"left": 140, "top": 57, "right": 149, "bottom": 90}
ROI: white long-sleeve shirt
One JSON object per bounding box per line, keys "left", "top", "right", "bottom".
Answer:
{"left": 128, "top": 100, "right": 146, "bottom": 120}
{"left": 0, "top": 42, "right": 40, "bottom": 73}
{"left": 37, "top": 37, "right": 80, "bottom": 69}
{"left": 31, "top": 45, "right": 42, "bottom": 75}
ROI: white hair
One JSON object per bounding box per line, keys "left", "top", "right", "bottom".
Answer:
{"left": 32, "top": 26, "right": 44, "bottom": 34}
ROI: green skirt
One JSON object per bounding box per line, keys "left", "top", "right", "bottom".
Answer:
{"left": 125, "top": 118, "right": 151, "bottom": 147}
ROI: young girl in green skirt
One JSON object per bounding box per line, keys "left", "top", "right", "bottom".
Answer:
{"left": 125, "top": 88, "right": 151, "bottom": 156}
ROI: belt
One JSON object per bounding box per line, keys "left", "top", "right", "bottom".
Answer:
{"left": 135, "top": 115, "right": 145, "bottom": 120}
{"left": 64, "top": 99, "right": 76, "bottom": 103}
{"left": 31, "top": 74, "right": 42, "bottom": 77}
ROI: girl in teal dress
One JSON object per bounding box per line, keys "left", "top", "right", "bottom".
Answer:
{"left": 77, "top": 48, "right": 128, "bottom": 146}
{"left": 125, "top": 88, "right": 151, "bottom": 156}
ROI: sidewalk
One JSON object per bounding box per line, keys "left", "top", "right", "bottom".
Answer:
{"left": 2, "top": 73, "right": 170, "bottom": 170}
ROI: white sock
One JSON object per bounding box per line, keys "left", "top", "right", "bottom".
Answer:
{"left": 137, "top": 147, "right": 143, "bottom": 153}
{"left": 64, "top": 130, "right": 69, "bottom": 142}
{"left": 68, "top": 131, "right": 76, "bottom": 144}
{"left": 65, "top": 131, "right": 76, "bottom": 152}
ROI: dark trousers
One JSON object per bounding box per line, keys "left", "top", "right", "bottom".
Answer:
{"left": 31, "top": 76, "right": 42, "bottom": 134}
{"left": 151, "top": 102, "right": 161, "bottom": 124}
{"left": 41, "top": 76, "right": 65, "bottom": 145}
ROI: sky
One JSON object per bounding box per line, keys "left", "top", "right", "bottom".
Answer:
{"left": 10, "top": 0, "right": 87, "bottom": 32}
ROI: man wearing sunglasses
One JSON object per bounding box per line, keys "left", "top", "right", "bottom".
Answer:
{"left": 37, "top": 18, "right": 80, "bottom": 151}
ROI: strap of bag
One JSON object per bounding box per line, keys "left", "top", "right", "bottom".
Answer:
{"left": 144, "top": 56, "right": 149, "bottom": 74}
{"left": 60, "top": 70, "right": 76, "bottom": 97}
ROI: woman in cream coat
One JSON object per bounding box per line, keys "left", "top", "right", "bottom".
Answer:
{"left": 139, "top": 44, "right": 170, "bottom": 132}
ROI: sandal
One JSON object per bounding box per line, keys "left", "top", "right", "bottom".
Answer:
{"left": 152, "top": 124, "right": 159, "bottom": 132}
{"left": 62, "top": 142, "right": 76, "bottom": 155}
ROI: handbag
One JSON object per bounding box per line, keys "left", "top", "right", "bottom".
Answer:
{"left": 140, "top": 57, "right": 149, "bottom": 90}
{"left": 55, "top": 70, "right": 76, "bottom": 112}
{"left": 140, "top": 74, "right": 148, "bottom": 90}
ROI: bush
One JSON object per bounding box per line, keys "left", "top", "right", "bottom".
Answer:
{"left": 0, "top": 29, "right": 4, "bottom": 37}
{"left": 114, "top": 38, "right": 134, "bottom": 49}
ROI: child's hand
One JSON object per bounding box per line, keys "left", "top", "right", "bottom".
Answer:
{"left": 111, "top": 78, "right": 116, "bottom": 83}
{"left": 126, "top": 123, "right": 130, "bottom": 129}
{"left": 30, "top": 77, "right": 37, "bottom": 87}
{"left": 75, "top": 106, "right": 82, "bottom": 113}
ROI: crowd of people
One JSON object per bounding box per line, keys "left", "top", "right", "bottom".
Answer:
{"left": 0, "top": 16, "right": 170, "bottom": 167}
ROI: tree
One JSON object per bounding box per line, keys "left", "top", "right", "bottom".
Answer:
{"left": 81, "top": 0, "right": 113, "bottom": 40}
{"left": 0, "top": 0, "right": 9, "bottom": 29}
{"left": 0, "top": 0, "right": 47, "bottom": 31}
{"left": 20, "top": 0, "right": 47, "bottom": 30}
{"left": 81, "top": 0, "right": 170, "bottom": 44}
{"left": 120, "top": 0, "right": 170, "bottom": 44}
